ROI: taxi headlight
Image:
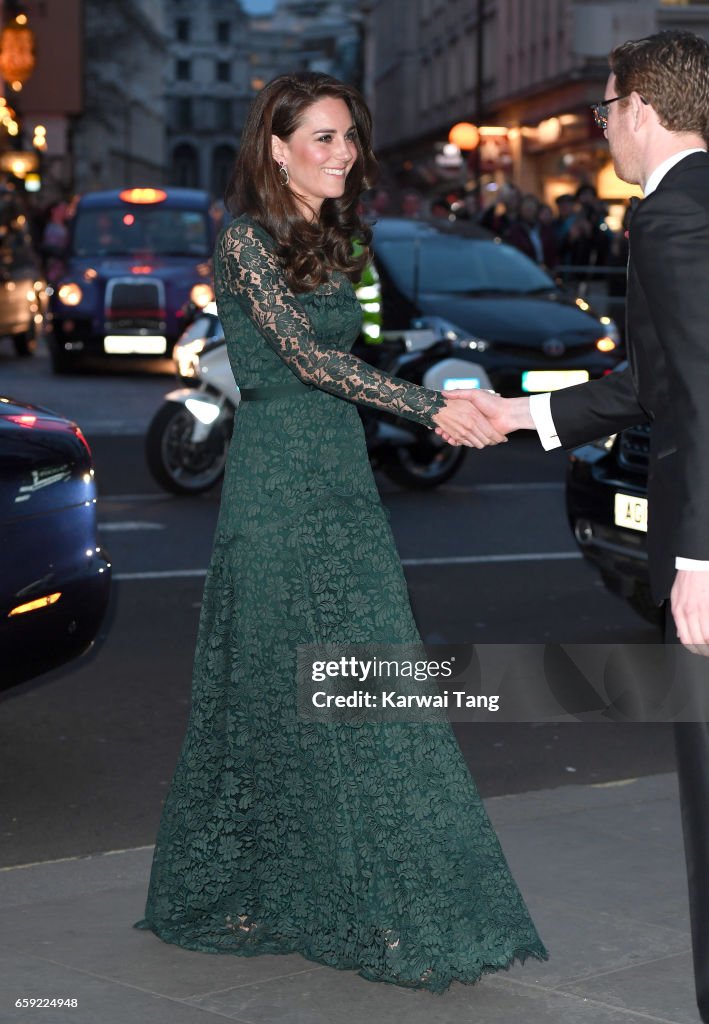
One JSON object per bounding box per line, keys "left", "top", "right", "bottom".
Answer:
{"left": 57, "top": 283, "right": 83, "bottom": 306}
{"left": 190, "top": 283, "right": 215, "bottom": 308}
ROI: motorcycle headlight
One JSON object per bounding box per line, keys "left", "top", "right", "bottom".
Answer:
{"left": 190, "top": 283, "right": 215, "bottom": 308}
{"left": 185, "top": 397, "right": 220, "bottom": 424}
{"left": 57, "top": 282, "right": 83, "bottom": 306}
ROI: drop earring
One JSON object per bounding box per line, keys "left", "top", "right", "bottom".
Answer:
{"left": 278, "top": 161, "right": 289, "bottom": 186}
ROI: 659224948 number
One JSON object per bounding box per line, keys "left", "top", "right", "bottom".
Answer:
{"left": 15, "top": 999, "right": 78, "bottom": 1008}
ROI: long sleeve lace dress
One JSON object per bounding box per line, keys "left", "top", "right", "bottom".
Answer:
{"left": 134, "top": 215, "right": 548, "bottom": 993}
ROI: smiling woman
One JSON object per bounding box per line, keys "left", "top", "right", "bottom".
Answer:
{"left": 134, "top": 70, "right": 548, "bottom": 994}
{"left": 224, "top": 71, "right": 377, "bottom": 292}
{"left": 270, "top": 96, "right": 360, "bottom": 219}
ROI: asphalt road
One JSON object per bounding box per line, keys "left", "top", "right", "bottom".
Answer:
{"left": 0, "top": 346, "right": 673, "bottom": 868}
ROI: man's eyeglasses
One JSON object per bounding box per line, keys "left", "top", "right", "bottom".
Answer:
{"left": 590, "top": 94, "right": 649, "bottom": 130}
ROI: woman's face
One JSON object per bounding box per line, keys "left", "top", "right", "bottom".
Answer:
{"left": 271, "top": 96, "right": 359, "bottom": 218}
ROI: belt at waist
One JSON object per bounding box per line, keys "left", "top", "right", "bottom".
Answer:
{"left": 239, "top": 381, "right": 314, "bottom": 401}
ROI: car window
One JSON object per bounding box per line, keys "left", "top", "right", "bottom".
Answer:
{"left": 71, "top": 208, "right": 210, "bottom": 257}
{"left": 374, "top": 235, "right": 555, "bottom": 296}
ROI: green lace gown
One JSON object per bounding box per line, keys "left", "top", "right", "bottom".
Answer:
{"left": 134, "top": 216, "right": 548, "bottom": 993}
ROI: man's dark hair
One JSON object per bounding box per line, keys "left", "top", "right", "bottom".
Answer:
{"left": 610, "top": 30, "right": 709, "bottom": 140}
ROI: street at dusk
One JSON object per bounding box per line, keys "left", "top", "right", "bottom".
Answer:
{"left": 1, "top": 2, "right": 708, "bottom": 1023}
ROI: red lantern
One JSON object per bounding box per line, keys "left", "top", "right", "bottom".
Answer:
{"left": 0, "top": 17, "right": 36, "bottom": 86}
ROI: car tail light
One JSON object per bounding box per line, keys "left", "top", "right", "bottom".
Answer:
{"left": 1, "top": 415, "right": 92, "bottom": 458}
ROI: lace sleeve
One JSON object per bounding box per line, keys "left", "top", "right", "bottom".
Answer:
{"left": 215, "top": 221, "right": 445, "bottom": 429}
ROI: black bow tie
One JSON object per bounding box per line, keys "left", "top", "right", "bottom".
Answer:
{"left": 626, "top": 196, "right": 642, "bottom": 231}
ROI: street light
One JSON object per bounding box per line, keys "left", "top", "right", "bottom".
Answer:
{"left": 0, "top": 14, "right": 36, "bottom": 89}
{"left": 448, "top": 122, "right": 480, "bottom": 152}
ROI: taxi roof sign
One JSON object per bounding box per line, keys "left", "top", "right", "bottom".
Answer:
{"left": 119, "top": 188, "right": 167, "bottom": 205}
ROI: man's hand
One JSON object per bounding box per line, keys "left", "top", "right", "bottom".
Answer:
{"left": 671, "top": 569, "right": 709, "bottom": 656}
{"left": 431, "top": 393, "right": 508, "bottom": 448}
{"left": 434, "top": 390, "right": 534, "bottom": 445}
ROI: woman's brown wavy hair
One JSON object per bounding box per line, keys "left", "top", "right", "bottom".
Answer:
{"left": 225, "top": 71, "right": 378, "bottom": 292}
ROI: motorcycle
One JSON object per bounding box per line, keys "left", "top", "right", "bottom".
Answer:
{"left": 145, "top": 304, "right": 491, "bottom": 495}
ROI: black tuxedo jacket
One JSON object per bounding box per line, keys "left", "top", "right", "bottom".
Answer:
{"left": 550, "top": 151, "right": 709, "bottom": 602}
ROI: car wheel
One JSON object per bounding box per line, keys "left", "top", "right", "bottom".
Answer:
{"left": 627, "top": 584, "right": 664, "bottom": 627}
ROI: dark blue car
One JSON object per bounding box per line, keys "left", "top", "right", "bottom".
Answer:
{"left": 0, "top": 397, "right": 111, "bottom": 691}
{"left": 48, "top": 188, "right": 221, "bottom": 373}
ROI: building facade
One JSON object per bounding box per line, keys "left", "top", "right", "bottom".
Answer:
{"left": 368, "top": 0, "right": 492, "bottom": 159}
{"left": 368, "top": 0, "right": 709, "bottom": 201}
{"left": 72, "top": 0, "right": 168, "bottom": 193}
{"left": 250, "top": 0, "right": 363, "bottom": 85}
{"left": 163, "top": 0, "right": 364, "bottom": 199}
{"left": 165, "top": 0, "right": 252, "bottom": 197}
{"left": 494, "top": 0, "right": 709, "bottom": 203}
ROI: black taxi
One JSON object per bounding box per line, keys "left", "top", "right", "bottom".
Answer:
{"left": 48, "top": 187, "right": 222, "bottom": 373}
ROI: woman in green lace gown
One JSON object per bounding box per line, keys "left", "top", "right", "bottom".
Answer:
{"left": 135, "top": 72, "right": 548, "bottom": 993}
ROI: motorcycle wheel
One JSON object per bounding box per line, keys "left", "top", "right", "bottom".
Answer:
{"left": 381, "top": 440, "right": 466, "bottom": 490}
{"left": 145, "top": 402, "right": 232, "bottom": 495}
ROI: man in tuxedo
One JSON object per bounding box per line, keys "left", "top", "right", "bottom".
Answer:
{"left": 440, "top": 29, "right": 709, "bottom": 1022}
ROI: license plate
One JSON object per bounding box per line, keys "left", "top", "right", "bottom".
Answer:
{"left": 104, "top": 335, "right": 167, "bottom": 355}
{"left": 522, "top": 370, "right": 590, "bottom": 392}
{"left": 614, "top": 492, "right": 648, "bottom": 533}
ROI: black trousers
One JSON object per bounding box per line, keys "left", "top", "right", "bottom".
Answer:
{"left": 667, "top": 605, "right": 709, "bottom": 1023}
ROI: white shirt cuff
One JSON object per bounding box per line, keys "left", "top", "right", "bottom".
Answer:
{"left": 529, "top": 392, "right": 562, "bottom": 451}
{"left": 676, "top": 557, "right": 709, "bottom": 571}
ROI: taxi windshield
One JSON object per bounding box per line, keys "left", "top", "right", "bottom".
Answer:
{"left": 71, "top": 206, "right": 210, "bottom": 258}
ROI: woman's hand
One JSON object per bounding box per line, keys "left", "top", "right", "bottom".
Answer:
{"left": 434, "top": 390, "right": 535, "bottom": 446}
{"left": 431, "top": 394, "right": 508, "bottom": 448}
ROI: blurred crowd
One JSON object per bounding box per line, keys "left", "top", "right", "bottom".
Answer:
{"left": 361, "top": 182, "right": 633, "bottom": 274}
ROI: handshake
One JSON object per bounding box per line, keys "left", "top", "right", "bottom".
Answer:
{"left": 433, "top": 389, "right": 535, "bottom": 448}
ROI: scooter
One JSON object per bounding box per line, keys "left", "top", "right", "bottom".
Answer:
{"left": 145, "top": 304, "right": 491, "bottom": 495}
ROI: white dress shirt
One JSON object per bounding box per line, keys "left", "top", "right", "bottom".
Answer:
{"left": 529, "top": 148, "right": 708, "bottom": 570}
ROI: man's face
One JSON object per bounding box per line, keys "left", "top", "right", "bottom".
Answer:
{"left": 604, "top": 72, "right": 641, "bottom": 186}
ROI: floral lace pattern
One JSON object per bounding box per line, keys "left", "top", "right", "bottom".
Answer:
{"left": 134, "top": 215, "right": 548, "bottom": 993}
{"left": 215, "top": 217, "right": 445, "bottom": 427}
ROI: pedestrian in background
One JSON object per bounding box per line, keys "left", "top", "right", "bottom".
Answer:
{"left": 478, "top": 181, "right": 521, "bottom": 235}
{"left": 504, "top": 193, "right": 558, "bottom": 268}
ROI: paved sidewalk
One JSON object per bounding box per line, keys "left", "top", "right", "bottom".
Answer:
{"left": 0, "top": 773, "right": 698, "bottom": 1024}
